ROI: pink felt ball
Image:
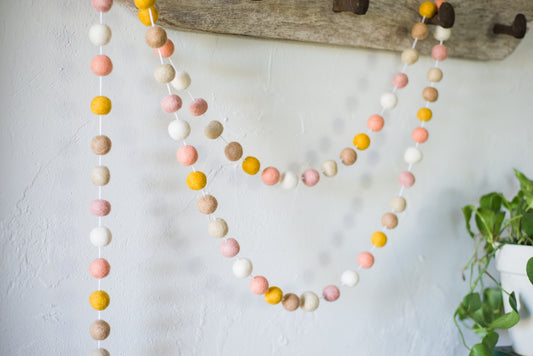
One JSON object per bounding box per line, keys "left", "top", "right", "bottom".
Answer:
{"left": 302, "top": 169, "right": 320, "bottom": 187}
{"left": 219, "top": 238, "right": 240, "bottom": 258}
{"left": 261, "top": 167, "right": 280, "bottom": 185}
{"left": 161, "top": 94, "right": 182, "bottom": 113}
{"left": 90, "top": 199, "right": 111, "bottom": 217}
{"left": 412, "top": 127, "right": 429, "bottom": 143}
{"left": 357, "top": 252, "right": 375, "bottom": 269}
{"left": 250, "top": 276, "right": 269, "bottom": 295}
{"left": 90, "top": 55, "right": 113, "bottom": 76}
{"left": 399, "top": 171, "right": 415, "bottom": 188}
{"left": 367, "top": 114, "right": 384, "bottom": 132}
{"left": 89, "top": 258, "right": 111, "bottom": 279}
{"left": 435, "top": 0, "right": 445, "bottom": 9}
{"left": 322, "top": 285, "right": 340, "bottom": 302}
{"left": 154, "top": 39, "right": 175, "bottom": 58}
{"left": 91, "top": 0, "right": 113, "bottom": 12}
{"left": 432, "top": 44, "right": 448, "bottom": 61}
{"left": 176, "top": 145, "right": 198, "bottom": 166}
{"left": 392, "top": 73, "right": 408, "bottom": 89}
{"left": 189, "top": 98, "right": 208, "bottom": 116}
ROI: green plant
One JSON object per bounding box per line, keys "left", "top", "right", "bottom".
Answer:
{"left": 455, "top": 169, "right": 533, "bottom": 356}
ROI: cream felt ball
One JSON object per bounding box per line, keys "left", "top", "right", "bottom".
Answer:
{"left": 280, "top": 171, "right": 299, "bottom": 189}
{"left": 89, "top": 24, "right": 112, "bottom": 46}
{"left": 434, "top": 25, "right": 451, "bottom": 41}
{"left": 154, "top": 64, "right": 175, "bottom": 83}
{"left": 341, "top": 269, "right": 359, "bottom": 287}
{"left": 404, "top": 147, "right": 423, "bottom": 164}
{"left": 427, "top": 67, "right": 443, "bottom": 83}
{"left": 204, "top": 120, "right": 224, "bottom": 139}
{"left": 171, "top": 71, "right": 192, "bottom": 91}
{"left": 232, "top": 258, "right": 253, "bottom": 278}
{"left": 390, "top": 196, "right": 407, "bottom": 212}
{"left": 168, "top": 120, "right": 190, "bottom": 141}
{"left": 208, "top": 218, "right": 228, "bottom": 238}
{"left": 300, "top": 291, "right": 319, "bottom": 311}
{"left": 90, "top": 226, "right": 112, "bottom": 247}
{"left": 380, "top": 92, "right": 398, "bottom": 110}
{"left": 90, "top": 166, "right": 110, "bottom": 186}
{"left": 401, "top": 48, "right": 419, "bottom": 65}
{"left": 321, "top": 160, "right": 337, "bottom": 177}
{"left": 90, "top": 349, "right": 110, "bottom": 356}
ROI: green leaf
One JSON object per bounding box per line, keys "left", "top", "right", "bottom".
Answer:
{"left": 483, "top": 288, "right": 502, "bottom": 312}
{"left": 515, "top": 169, "right": 533, "bottom": 209}
{"left": 482, "top": 331, "right": 499, "bottom": 350}
{"left": 463, "top": 205, "right": 476, "bottom": 237}
{"left": 469, "top": 343, "right": 494, "bottom": 356}
{"left": 462, "top": 293, "right": 482, "bottom": 312}
{"left": 521, "top": 212, "right": 533, "bottom": 236}
{"left": 475, "top": 208, "right": 505, "bottom": 242}
{"left": 480, "top": 193, "right": 503, "bottom": 212}
{"left": 526, "top": 257, "right": 533, "bottom": 285}
{"left": 509, "top": 292, "right": 518, "bottom": 312}
{"left": 488, "top": 310, "right": 519, "bottom": 329}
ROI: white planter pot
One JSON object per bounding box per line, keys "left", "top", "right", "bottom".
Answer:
{"left": 495, "top": 244, "right": 533, "bottom": 356}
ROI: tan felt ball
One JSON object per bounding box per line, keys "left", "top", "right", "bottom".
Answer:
{"left": 90, "top": 166, "right": 110, "bottom": 186}
{"left": 423, "top": 87, "right": 439, "bottom": 102}
{"left": 411, "top": 23, "right": 428, "bottom": 40}
{"left": 90, "top": 320, "right": 110, "bottom": 340}
{"left": 91, "top": 135, "right": 112, "bottom": 155}
{"left": 154, "top": 64, "right": 175, "bottom": 83}
{"left": 204, "top": 120, "right": 224, "bottom": 139}
{"left": 224, "top": 142, "right": 243, "bottom": 161}
{"left": 197, "top": 195, "right": 218, "bottom": 215}
{"left": 382, "top": 212, "right": 398, "bottom": 229}
{"left": 282, "top": 293, "right": 300, "bottom": 311}
{"left": 340, "top": 147, "right": 357, "bottom": 166}
{"left": 145, "top": 26, "right": 167, "bottom": 48}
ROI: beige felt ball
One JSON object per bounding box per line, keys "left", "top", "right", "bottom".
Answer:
{"left": 90, "top": 348, "right": 110, "bottom": 356}
{"left": 382, "top": 212, "right": 399, "bottom": 229}
{"left": 282, "top": 293, "right": 300, "bottom": 311}
{"left": 390, "top": 196, "right": 407, "bottom": 212}
{"left": 208, "top": 218, "right": 228, "bottom": 238}
{"left": 91, "top": 166, "right": 110, "bottom": 186}
{"left": 204, "top": 120, "right": 224, "bottom": 139}
{"left": 427, "top": 68, "right": 443, "bottom": 83}
{"left": 145, "top": 26, "right": 167, "bottom": 48}
{"left": 321, "top": 160, "right": 338, "bottom": 177}
{"left": 300, "top": 291, "right": 319, "bottom": 312}
{"left": 411, "top": 22, "right": 428, "bottom": 40}
{"left": 224, "top": 142, "right": 243, "bottom": 161}
{"left": 90, "top": 320, "right": 110, "bottom": 340}
{"left": 401, "top": 48, "right": 419, "bottom": 65}
{"left": 170, "top": 71, "right": 192, "bottom": 91}
{"left": 340, "top": 147, "right": 357, "bottom": 166}
{"left": 197, "top": 195, "right": 218, "bottom": 215}
{"left": 423, "top": 87, "right": 439, "bottom": 102}
{"left": 91, "top": 135, "right": 112, "bottom": 155}
{"left": 154, "top": 64, "right": 175, "bottom": 83}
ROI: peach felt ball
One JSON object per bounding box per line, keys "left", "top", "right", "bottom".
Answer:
{"left": 91, "top": 55, "right": 113, "bottom": 76}
{"left": 89, "top": 258, "right": 111, "bottom": 279}
{"left": 177, "top": 145, "right": 198, "bottom": 166}
{"left": 189, "top": 98, "right": 208, "bottom": 116}
{"left": 219, "top": 238, "right": 240, "bottom": 258}
{"left": 432, "top": 44, "right": 448, "bottom": 61}
{"left": 250, "top": 276, "right": 269, "bottom": 295}
{"left": 155, "top": 39, "right": 174, "bottom": 58}
{"left": 91, "top": 0, "right": 113, "bottom": 12}
{"left": 90, "top": 199, "right": 111, "bottom": 217}
{"left": 161, "top": 94, "right": 182, "bottom": 113}
{"left": 392, "top": 73, "right": 408, "bottom": 89}
{"left": 412, "top": 127, "right": 429, "bottom": 143}
{"left": 367, "top": 114, "right": 384, "bottom": 132}
{"left": 398, "top": 171, "right": 415, "bottom": 188}
{"left": 322, "top": 285, "right": 340, "bottom": 302}
{"left": 261, "top": 167, "right": 280, "bottom": 185}
{"left": 302, "top": 169, "right": 320, "bottom": 187}
{"left": 358, "top": 252, "right": 375, "bottom": 269}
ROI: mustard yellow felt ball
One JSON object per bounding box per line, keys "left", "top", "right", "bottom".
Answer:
{"left": 419, "top": 1, "right": 437, "bottom": 18}
{"left": 265, "top": 286, "right": 283, "bottom": 305}
{"left": 186, "top": 171, "right": 207, "bottom": 190}
{"left": 353, "top": 133, "right": 370, "bottom": 150}
{"left": 134, "top": 0, "right": 156, "bottom": 9}
{"left": 90, "top": 290, "right": 110, "bottom": 311}
{"left": 242, "top": 156, "right": 260, "bottom": 175}
{"left": 417, "top": 107, "right": 432, "bottom": 122}
{"left": 138, "top": 7, "right": 158, "bottom": 26}
{"left": 371, "top": 231, "right": 387, "bottom": 248}
{"left": 91, "top": 96, "right": 111, "bottom": 115}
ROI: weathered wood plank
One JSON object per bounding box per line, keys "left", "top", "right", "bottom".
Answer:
{"left": 117, "top": 0, "right": 533, "bottom": 60}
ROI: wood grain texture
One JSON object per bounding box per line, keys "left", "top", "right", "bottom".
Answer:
{"left": 117, "top": 0, "right": 533, "bottom": 60}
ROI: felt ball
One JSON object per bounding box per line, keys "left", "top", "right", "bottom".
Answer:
{"left": 382, "top": 212, "right": 399, "bottom": 229}
{"left": 208, "top": 218, "right": 228, "bottom": 238}
{"left": 168, "top": 120, "right": 190, "bottom": 141}
{"left": 91, "top": 135, "right": 112, "bottom": 155}
{"left": 189, "top": 98, "right": 208, "bottom": 116}
{"left": 154, "top": 63, "right": 175, "bottom": 83}
{"left": 242, "top": 156, "right": 260, "bottom": 175}
{"left": 404, "top": 147, "right": 423, "bottom": 164}
{"left": 91, "top": 0, "right": 113, "bottom": 12}
{"left": 134, "top": 0, "right": 155, "bottom": 9}
{"left": 90, "top": 226, "right": 112, "bottom": 247}
{"left": 145, "top": 26, "right": 167, "bottom": 48}
{"left": 411, "top": 22, "right": 428, "bottom": 40}
{"left": 171, "top": 71, "right": 192, "bottom": 91}
{"left": 89, "top": 24, "right": 112, "bottom": 46}
{"left": 89, "top": 290, "right": 110, "bottom": 311}
{"left": 419, "top": 1, "right": 437, "bottom": 18}
{"left": 262, "top": 167, "right": 280, "bottom": 185}
{"left": 390, "top": 196, "right": 407, "bottom": 212}
{"left": 90, "top": 320, "right": 110, "bottom": 340}
{"left": 323, "top": 285, "right": 340, "bottom": 302}
{"left": 432, "top": 44, "right": 448, "bottom": 61}
{"left": 367, "top": 114, "right": 384, "bottom": 132}
{"left": 89, "top": 258, "right": 111, "bottom": 279}
{"left": 340, "top": 147, "right": 357, "bottom": 165}
{"left": 341, "top": 270, "right": 359, "bottom": 287}
{"left": 186, "top": 171, "right": 207, "bottom": 190}
{"left": 321, "top": 160, "right": 337, "bottom": 177}
{"left": 90, "top": 199, "right": 111, "bottom": 217}
{"left": 90, "top": 166, "right": 110, "bottom": 186}
{"left": 161, "top": 94, "right": 182, "bottom": 113}
{"left": 380, "top": 92, "right": 398, "bottom": 110}
{"left": 353, "top": 133, "right": 370, "bottom": 150}
{"left": 358, "top": 252, "right": 375, "bottom": 269}
{"left": 412, "top": 127, "right": 429, "bottom": 143}
{"left": 220, "top": 238, "right": 240, "bottom": 258}
{"left": 90, "top": 55, "right": 113, "bottom": 76}
{"left": 423, "top": 87, "right": 439, "bottom": 102}
{"left": 300, "top": 291, "right": 319, "bottom": 312}
{"left": 250, "top": 276, "right": 269, "bottom": 295}
{"left": 91, "top": 96, "right": 112, "bottom": 115}
{"left": 371, "top": 231, "right": 387, "bottom": 248}
{"left": 155, "top": 39, "right": 174, "bottom": 57}
{"left": 427, "top": 67, "right": 443, "bottom": 82}
{"left": 265, "top": 286, "right": 283, "bottom": 305}
{"left": 204, "top": 121, "right": 224, "bottom": 139}
{"left": 232, "top": 257, "right": 253, "bottom": 278}
{"left": 138, "top": 7, "right": 158, "bottom": 26}
{"left": 224, "top": 142, "right": 243, "bottom": 161}
{"left": 434, "top": 25, "right": 452, "bottom": 41}
{"left": 302, "top": 169, "right": 320, "bottom": 187}
{"left": 399, "top": 171, "right": 415, "bottom": 188}
{"left": 282, "top": 293, "right": 300, "bottom": 311}
{"left": 401, "top": 48, "right": 419, "bottom": 65}
{"left": 90, "top": 348, "right": 110, "bottom": 356}
{"left": 176, "top": 145, "right": 198, "bottom": 166}
{"left": 280, "top": 171, "right": 299, "bottom": 189}
{"left": 435, "top": 0, "right": 445, "bottom": 8}
{"left": 197, "top": 195, "right": 218, "bottom": 215}
{"left": 417, "top": 107, "right": 432, "bottom": 122}
{"left": 392, "top": 73, "right": 408, "bottom": 89}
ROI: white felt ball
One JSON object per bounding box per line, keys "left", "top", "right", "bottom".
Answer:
{"left": 341, "top": 270, "right": 360, "bottom": 287}
{"left": 280, "top": 171, "right": 299, "bottom": 189}
{"left": 380, "top": 93, "right": 398, "bottom": 110}
{"left": 404, "top": 147, "right": 423, "bottom": 164}
{"left": 170, "top": 71, "right": 192, "bottom": 91}
{"left": 90, "top": 348, "right": 110, "bottom": 356}
{"left": 300, "top": 291, "right": 319, "bottom": 312}
{"left": 434, "top": 26, "right": 452, "bottom": 42}
{"left": 208, "top": 218, "right": 228, "bottom": 238}
{"left": 154, "top": 64, "right": 175, "bottom": 83}
{"left": 91, "top": 166, "right": 110, "bottom": 186}
{"left": 232, "top": 258, "right": 253, "bottom": 279}
{"left": 90, "top": 227, "right": 112, "bottom": 247}
{"left": 89, "top": 24, "right": 112, "bottom": 46}
{"left": 321, "top": 160, "right": 338, "bottom": 177}
{"left": 168, "top": 120, "right": 190, "bottom": 141}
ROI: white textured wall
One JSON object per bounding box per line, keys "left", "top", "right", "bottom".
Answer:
{"left": 1, "top": 1, "right": 532, "bottom": 355}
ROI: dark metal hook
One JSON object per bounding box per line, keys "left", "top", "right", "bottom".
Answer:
{"left": 493, "top": 14, "right": 527, "bottom": 39}
{"left": 332, "top": 0, "right": 370, "bottom": 15}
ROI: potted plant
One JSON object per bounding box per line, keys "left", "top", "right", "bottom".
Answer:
{"left": 455, "top": 169, "right": 533, "bottom": 356}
